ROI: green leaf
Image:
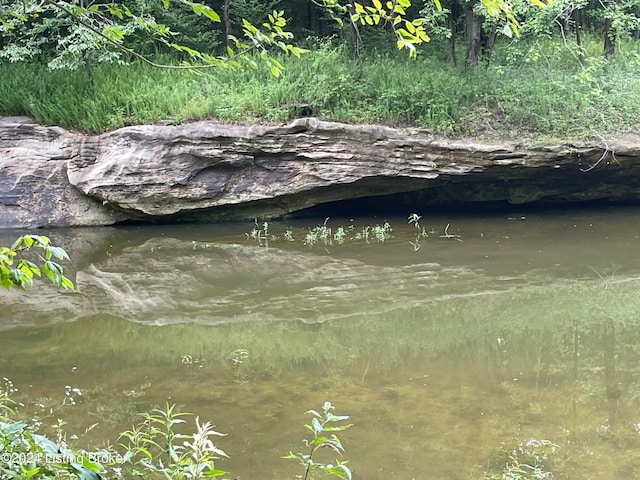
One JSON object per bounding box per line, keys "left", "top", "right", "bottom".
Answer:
{"left": 501, "top": 22, "right": 514, "bottom": 38}
{"left": 202, "top": 469, "right": 227, "bottom": 477}
{"left": 269, "top": 65, "right": 281, "bottom": 77}
{"left": 102, "top": 25, "right": 125, "bottom": 42}
{"left": 187, "top": 2, "right": 221, "bottom": 22}
{"left": 60, "top": 276, "right": 75, "bottom": 290}
{"left": 1, "top": 275, "right": 12, "bottom": 290}
{"left": 47, "top": 246, "right": 70, "bottom": 261}
{"left": 43, "top": 261, "right": 63, "bottom": 286}
{"left": 323, "top": 424, "right": 353, "bottom": 432}
{"left": 11, "top": 235, "right": 31, "bottom": 250}
{"left": 17, "top": 259, "right": 40, "bottom": 277}
{"left": 405, "top": 20, "right": 416, "bottom": 34}
{"left": 105, "top": 3, "right": 124, "bottom": 19}
{"left": 9, "top": 268, "right": 30, "bottom": 288}
{"left": 311, "top": 436, "right": 326, "bottom": 446}
{"left": 321, "top": 464, "right": 352, "bottom": 480}
{"left": 311, "top": 417, "right": 323, "bottom": 434}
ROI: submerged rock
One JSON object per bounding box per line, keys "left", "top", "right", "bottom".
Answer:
{"left": 1, "top": 116, "right": 640, "bottom": 228}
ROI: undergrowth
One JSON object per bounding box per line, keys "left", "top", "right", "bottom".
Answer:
{"left": 1, "top": 37, "right": 639, "bottom": 140}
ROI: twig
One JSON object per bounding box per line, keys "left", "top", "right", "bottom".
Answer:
{"left": 439, "top": 223, "right": 462, "bottom": 241}
{"left": 361, "top": 356, "right": 371, "bottom": 385}
{"left": 579, "top": 134, "right": 618, "bottom": 172}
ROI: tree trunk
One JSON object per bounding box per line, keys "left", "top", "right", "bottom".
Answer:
{"left": 447, "top": 1, "right": 458, "bottom": 67}
{"left": 603, "top": 17, "right": 615, "bottom": 58}
{"left": 465, "top": 0, "right": 482, "bottom": 68}
{"left": 348, "top": 0, "right": 362, "bottom": 60}
{"left": 223, "top": 0, "right": 232, "bottom": 50}
{"left": 82, "top": 51, "right": 93, "bottom": 85}
{"left": 483, "top": 21, "right": 498, "bottom": 60}
{"left": 573, "top": 8, "right": 582, "bottom": 49}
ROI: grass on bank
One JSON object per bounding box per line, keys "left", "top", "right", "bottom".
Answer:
{"left": 1, "top": 36, "right": 640, "bottom": 140}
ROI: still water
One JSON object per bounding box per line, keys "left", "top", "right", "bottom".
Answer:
{"left": 3, "top": 208, "right": 640, "bottom": 479}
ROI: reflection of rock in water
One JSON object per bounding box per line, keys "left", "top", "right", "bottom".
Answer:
{"left": 297, "top": 308, "right": 323, "bottom": 325}
{"left": 7, "top": 227, "right": 629, "bottom": 331}
{"left": 2, "top": 237, "right": 521, "bottom": 330}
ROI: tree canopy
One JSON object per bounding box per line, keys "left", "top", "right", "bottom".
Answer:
{"left": 0, "top": 0, "right": 570, "bottom": 75}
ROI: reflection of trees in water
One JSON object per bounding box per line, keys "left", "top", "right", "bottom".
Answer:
{"left": 5, "top": 274, "right": 640, "bottom": 478}
{"left": 604, "top": 319, "right": 620, "bottom": 430}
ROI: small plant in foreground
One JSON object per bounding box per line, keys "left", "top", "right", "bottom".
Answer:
{"left": 3, "top": 377, "right": 355, "bottom": 480}
{"left": 284, "top": 401, "right": 353, "bottom": 480}
{"left": 484, "top": 438, "right": 558, "bottom": 480}
{"left": 116, "top": 403, "right": 228, "bottom": 479}
{"left": 0, "top": 381, "right": 103, "bottom": 479}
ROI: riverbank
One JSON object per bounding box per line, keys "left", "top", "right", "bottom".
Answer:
{"left": 2, "top": 115, "right": 640, "bottom": 229}
{"left": 1, "top": 39, "right": 640, "bottom": 140}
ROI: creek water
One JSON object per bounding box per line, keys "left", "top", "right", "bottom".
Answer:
{"left": 2, "top": 207, "right": 640, "bottom": 479}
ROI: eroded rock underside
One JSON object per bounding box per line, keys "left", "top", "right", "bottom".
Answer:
{"left": 2, "top": 116, "right": 640, "bottom": 228}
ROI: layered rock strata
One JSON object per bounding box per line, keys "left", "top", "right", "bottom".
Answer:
{"left": 2, "top": 116, "right": 639, "bottom": 228}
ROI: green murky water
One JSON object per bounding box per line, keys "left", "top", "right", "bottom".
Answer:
{"left": 3, "top": 208, "right": 640, "bottom": 479}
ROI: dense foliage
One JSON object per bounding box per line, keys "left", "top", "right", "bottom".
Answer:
{"left": 0, "top": 0, "right": 639, "bottom": 136}
{"left": 1, "top": 36, "right": 639, "bottom": 139}
{"left": 1, "top": 0, "right": 637, "bottom": 69}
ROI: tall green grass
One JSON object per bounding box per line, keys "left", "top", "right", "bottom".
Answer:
{"left": 1, "top": 37, "right": 640, "bottom": 139}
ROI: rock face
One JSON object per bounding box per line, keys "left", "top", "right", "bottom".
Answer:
{"left": 0, "top": 117, "right": 127, "bottom": 228}
{"left": 2, "top": 115, "right": 640, "bottom": 228}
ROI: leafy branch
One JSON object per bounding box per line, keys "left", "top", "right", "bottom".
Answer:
{"left": 2, "top": 0, "right": 306, "bottom": 73}
{"left": 0, "top": 235, "right": 74, "bottom": 290}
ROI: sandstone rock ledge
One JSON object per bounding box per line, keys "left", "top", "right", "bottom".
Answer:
{"left": 1, "top": 115, "right": 640, "bottom": 228}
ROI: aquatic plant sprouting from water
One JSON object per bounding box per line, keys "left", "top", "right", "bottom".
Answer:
{"left": 246, "top": 219, "right": 277, "bottom": 246}
{"left": 353, "top": 222, "right": 393, "bottom": 244}
{"left": 283, "top": 401, "right": 353, "bottom": 480}
{"left": 304, "top": 218, "right": 333, "bottom": 247}
{"left": 408, "top": 213, "right": 429, "bottom": 250}
{"left": 116, "top": 403, "right": 227, "bottom": 479}
{"left": 230, "top": 348, "right": 250, "bottom": 381}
